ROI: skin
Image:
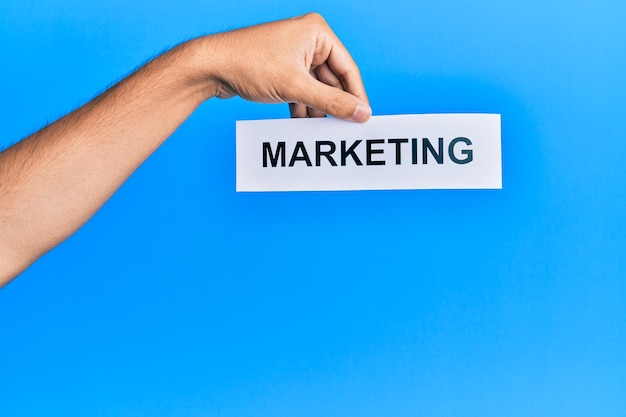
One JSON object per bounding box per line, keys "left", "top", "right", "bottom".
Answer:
{"left": 0, "top": 13, "right": 371, "bottom": 286}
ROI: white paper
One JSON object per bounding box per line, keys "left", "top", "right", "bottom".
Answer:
{"left": 236, "top": 114, "right": 501, "bottom": 192}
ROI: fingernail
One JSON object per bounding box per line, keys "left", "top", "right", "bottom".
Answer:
{"left": 351, "top": 103, "right": 372, "bottom": 122}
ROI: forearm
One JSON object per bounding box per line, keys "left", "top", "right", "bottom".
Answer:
{"left": 0, "top": 38, "right": 217, "bottom": 283}
{"left": 0, "top": 13, "right": 370, "bottom": 285}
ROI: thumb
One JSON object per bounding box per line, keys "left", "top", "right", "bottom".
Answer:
{"left": 295, "top": 77, "right": 372, "bottom": 122}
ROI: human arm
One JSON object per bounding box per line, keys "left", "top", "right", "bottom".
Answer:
{"left": 0, "top": 13, "right": 371, "bottom": 285}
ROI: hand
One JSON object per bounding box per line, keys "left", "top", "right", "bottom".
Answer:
{"left": 0, "top": 13, "right": 371, "bottom": 284}
{"left": 199, "top": 13, "right": 372, "bottom": 122}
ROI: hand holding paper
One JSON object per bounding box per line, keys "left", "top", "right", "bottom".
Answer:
{"left": 207, "top": 12, "right": 371, "bottom": 121}
{"left": 0, "top": 14, "right": 369, "bottom": 284}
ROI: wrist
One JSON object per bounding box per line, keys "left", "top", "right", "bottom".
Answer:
{"left": 176, "top": 36, "right": 225, "bottom": 103}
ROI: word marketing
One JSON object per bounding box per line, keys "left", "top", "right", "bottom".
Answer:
{"left": 262, "top": 137, "right": 473, "bottom": 168}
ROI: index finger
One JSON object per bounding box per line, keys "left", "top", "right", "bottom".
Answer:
{"left": 326, "top": 40, "right": 369, "bottom": 106}
{"left": 309, "top": 17, "right": 369, "bottom": 106}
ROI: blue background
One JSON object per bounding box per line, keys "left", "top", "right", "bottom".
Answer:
{"left": 1, "top": 1, "right": 625, "bottom": 416}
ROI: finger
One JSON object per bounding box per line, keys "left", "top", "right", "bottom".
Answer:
{"left": 307, "top": 107, "right": 327, "bottom": 118}
{"left": 326, "top": 45, "right": 369, "bottom": 106}
{"left": 314, "top": 63, "right": 343, "bottom": 90}
{"left": 311, "top": 25, "right": 370, "bottom": 106}
{"left": 289, "top": 102, "right": 308, "bottom": 118}
{"left": 309, "top": 64, "right": 342, "bottom": 117}
{"left": 294, "top": 75, "right": 371, "bottom": 122}
{"left": 305, "top": 69, "right": 326, "bottom": 117}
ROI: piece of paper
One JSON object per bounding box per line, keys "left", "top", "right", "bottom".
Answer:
{"left": 236, "top": 114, "right": 501, "bottom": 192}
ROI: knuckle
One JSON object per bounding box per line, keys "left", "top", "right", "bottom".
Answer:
{"left": 303, "top": 12, "right": 327, "bottom": 26}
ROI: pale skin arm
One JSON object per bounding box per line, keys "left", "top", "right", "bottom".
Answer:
{"left": 0, "top": 13, "right": 371, "bottom": 286}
